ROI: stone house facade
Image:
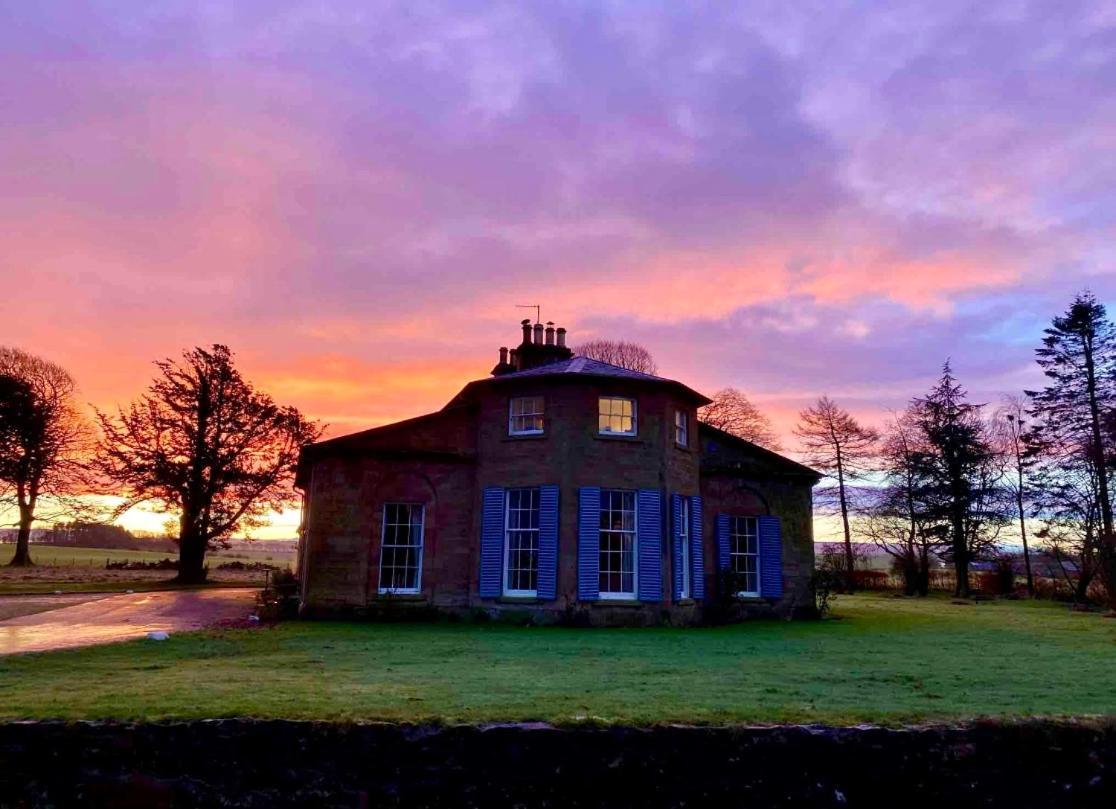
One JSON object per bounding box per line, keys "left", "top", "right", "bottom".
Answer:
{"left": 296, "top": 321, "right": 819, "bottom": 624}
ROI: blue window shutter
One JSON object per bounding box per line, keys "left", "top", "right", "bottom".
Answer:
{"left": 671, "top": 493, "right": 683, "bottom": 601}
{"left": 758, "top": 515, "right": 784, "bottom": 598}
{"left": 637, "top": 489, "right": 662, "bottom": 602}
{"left": 538, "top": 485, "right": 559, "bottom": 600}
{"left": 716, "top": 514, "right": 731, "bottom": 571}
{"left": 690, "top": 496, "right": 705, "bottom": 599}
{"left": 480, "top": 487, "right": 506, "bottom": 597}
{"left": 577, "top": 487, "right": 600, "bottom": 601}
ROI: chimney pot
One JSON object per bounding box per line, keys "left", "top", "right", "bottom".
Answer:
{"left": 521, "top": 319, "right": 532, "bottom": 344}
{"left": 509, "top": 348, "right": 520, "bottom": 369}
{"left": 556, "top": 327, "right": 567, "bottom": 348}
{"left": 499, "top": 346, "right": 508, "bottom": 365}
{"left": 533, "top": 322, "right": 544, "bottom": 344}
{"left": 545, "top": 322, "right": 555, "bottom": 345}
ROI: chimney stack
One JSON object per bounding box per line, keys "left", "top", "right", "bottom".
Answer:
{"left": 494, "top": 318, "right": 572, "bottom": 375}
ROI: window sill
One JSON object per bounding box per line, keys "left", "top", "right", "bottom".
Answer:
{"left": 676, "top": 598, "right": 696, "bottom": 606}
{"left": 591, "top": 598, "right": 645, "bottom": 607}
{"left": 735, "top": 595, "right": 768, "bottom": 604}
{"left": 503, "top": 434, "right": 547, "bottom": 442}
{"left": 497, "top": 595, "right": 541, "bottom": 604}
{"left": 593, "top": 434, "right": 644, "bottom": 444}
{"left": 373, "top": 592, "right": 426, "bottom": 601}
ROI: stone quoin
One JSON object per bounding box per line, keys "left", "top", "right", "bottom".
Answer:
{"left": 295, "top": 321, "right": 820, "bottom": 624}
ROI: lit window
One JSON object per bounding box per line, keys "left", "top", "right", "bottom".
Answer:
{"left": 504, "top": 488, "right": 540, "bottom": 596}
{"left": 678, "top": 498, "right": 691, "bottom": 598}
{"left": 379, "top": 503, "right": 424, "bottom": 593}
{"left": 509, "top": 396, "right": 544, "bottom": 435}
{"left": 598, "top": 397, "right": 636, "bottom": 436}
{"left": 599, "top": 489, "right": 637, "bottom": 597}
{"left": 729, "top": 516, "right": 760, "bottom": 596}
{"left": 674, "top": 409, "right": 689, "bottom": 447}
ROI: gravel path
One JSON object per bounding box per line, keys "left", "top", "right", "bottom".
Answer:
{"left": 0, "top": 588, "right": 259, "bottom": 655}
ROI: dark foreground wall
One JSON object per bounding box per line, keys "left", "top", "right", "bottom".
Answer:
{"left": 0, "top": 720, "right": 1113, "bottom": 808}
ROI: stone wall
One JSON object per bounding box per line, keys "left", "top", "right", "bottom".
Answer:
{"left": 0, "top": 720, "right": 1112, "bottom": 808}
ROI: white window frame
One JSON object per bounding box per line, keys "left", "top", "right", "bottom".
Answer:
{"left": 598, "top": 489, "right": 638, "bottom": 600}
{"left": 378, "top": 503, "right": 425, "bottom": 595}
{"left": 729, "top": 515, "right": 761, "bottom": 597}
{"left": 503, "top": 487, "right": 540, "bottom": 597}
{"left": 678, "top": 497, "right": 691, "bottom": 599}
{"left": 674, "top": 409, "right": 689, "bottom": 447}
{"left": 598, "top": 396, "right": 637, "bottom": 437}
{"left": 508, "top": 396, "right": 545, "bottom": 436}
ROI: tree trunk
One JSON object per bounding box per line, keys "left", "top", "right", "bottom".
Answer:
{"left": 1103, "top": 551, "right": 1116, "bottom": 612}
{"left": 175, "top": 533, "right": 208, "bottom": 584}
{"left": 952, "top": 501, "right": 970, "bottom": 598}
{"left": 1018, "top": 504, "right": 1034, "bottom": 597}
{"left": 1014, "top": 456, "right": 1034, "bottom": 597}
{"left": 1074, "top": 567, "right": 1095, "bottom": 605}
{"left": 836, "top": 462, "right": 855, "bottom": 593}
{"left": 8, "top": 501, "right": 34, "bottom": 567}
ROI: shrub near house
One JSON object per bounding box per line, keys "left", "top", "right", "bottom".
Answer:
{"left": 296, "top": 322, "right": 820, "bottom": 625}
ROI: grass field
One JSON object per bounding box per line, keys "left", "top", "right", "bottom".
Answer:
{"left": 0, "top": 594, "right": 1113, "bottom": 724}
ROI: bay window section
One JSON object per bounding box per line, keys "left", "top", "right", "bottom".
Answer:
{"left": 504, "top": 487, "right": 540, "bottom": 596}
{"left": 599, "top": 489, "right": 637, "bottom": 598}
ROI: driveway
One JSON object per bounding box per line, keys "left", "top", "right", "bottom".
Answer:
{"left": 0, "top": 588, "right": 259, "bottom": 655}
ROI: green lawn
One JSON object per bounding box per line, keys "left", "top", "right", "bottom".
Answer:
{"left": 0, "top": 595, "right": 1113, "bottom": 725}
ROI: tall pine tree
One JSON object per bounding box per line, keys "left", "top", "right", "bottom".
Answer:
{"left": 912, "top": 362, "right": 1007, "bottom": 597}
{"left": 1027, "top": 292, "right": 1116, "bottom": 609}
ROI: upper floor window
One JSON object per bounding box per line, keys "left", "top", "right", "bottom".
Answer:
{"left": 379, "top": 503, "right": 424, "bottom": 594}
{"left": 729, "top": 516, "right": 760, "bottom": 596}
{"left": 598, "top": 396, "right": 636, "bottom": 436}
{"left": 674, "top": 409, "right": 689, "bottom": 447}
{"left": 509, "top": 396, "right": 544, "bottom": 435}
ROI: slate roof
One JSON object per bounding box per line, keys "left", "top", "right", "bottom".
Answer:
{"left": 473, "top": 356, "right": 712, "bottom": 405}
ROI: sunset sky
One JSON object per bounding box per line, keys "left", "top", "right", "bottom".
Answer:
{"left": 3, "top": 2, "right": 1115, "bottom": 539}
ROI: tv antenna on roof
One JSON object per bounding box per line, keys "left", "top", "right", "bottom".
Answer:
{"left": 515, "top": 304, "right": 541, "bottom": 324}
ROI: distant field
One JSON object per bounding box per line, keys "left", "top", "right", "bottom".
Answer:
{"left": 0, "top": 544, "right": 296, "bottom": 568}
{"left": 0, "top": 543, "right": 296, "bottom": 594}
{"left": 1, "top": 595, "right": 1113, "bottom": 724}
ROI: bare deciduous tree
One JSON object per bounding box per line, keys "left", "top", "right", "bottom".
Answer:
{"left": 698, "top": 387, "right": 782, "bottom": 450}
{"left": 0, "top": 347, "right": 90, "bottom": 567}
{"left": 794, "top": 396, "right": 879, "bottom": 590}
{"left": 574, "top": 339, "right": 658, "bottom": 375}
{"left": 862, "top": 409, "right": 936, "bottom": 596}
{"left": 991, "top": 395, "right": 1036, "bottom": 596}
{"left": 95, "top": 345, "right": 323, "bottom": 583}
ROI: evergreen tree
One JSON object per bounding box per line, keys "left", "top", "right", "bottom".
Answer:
{"left": 1027, "top": 292, "right": 1116, "bottom": 609}
{"left": 911, "top": 362, "right": 1007, "bottom": 597}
